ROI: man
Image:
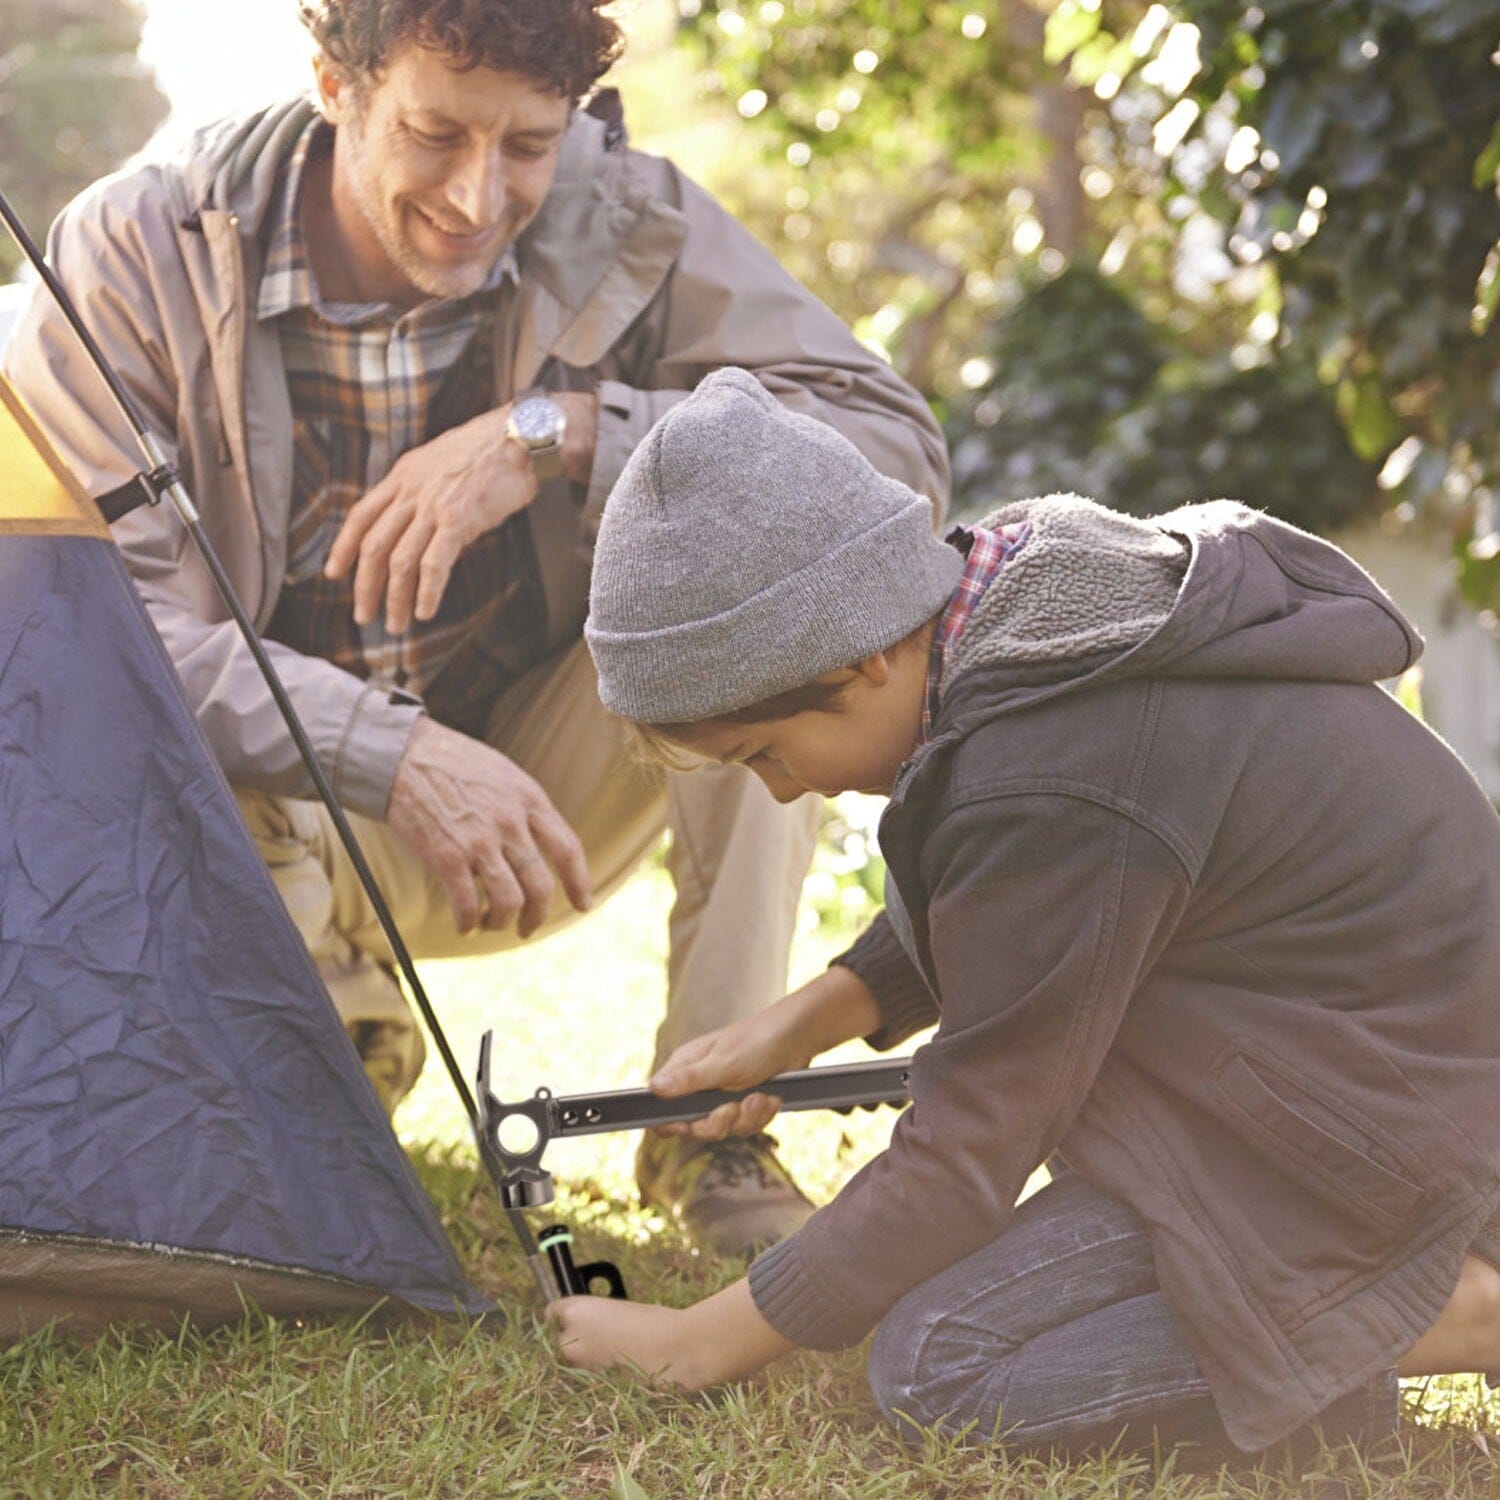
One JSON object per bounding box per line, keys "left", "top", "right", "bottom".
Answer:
{"left": 3, "top": 0, "right": 949, "bottom": 1254}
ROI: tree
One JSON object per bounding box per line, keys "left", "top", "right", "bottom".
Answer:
{"left": 0, "top": 0, "right": 168, "bottom": 282}
{"left": 1049, "top": 0, "right": 1500, "bottom": 588}
{"left": 679, "top": 0, "right": 1496, "bottom": 554}
{"left": 674, "top": 0, "right": 1054, "bottom": 392}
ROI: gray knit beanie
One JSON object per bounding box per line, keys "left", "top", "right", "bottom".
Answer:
{"left": 585, "top": 366, "right": 963, "bottom": 723}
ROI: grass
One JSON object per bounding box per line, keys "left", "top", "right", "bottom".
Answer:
{"left": 2, "top": 836, "right": 1498, "bottom": 1497}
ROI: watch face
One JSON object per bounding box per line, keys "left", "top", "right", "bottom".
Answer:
{"left": 511, "top": 397, "right": 564, "bottom": 445}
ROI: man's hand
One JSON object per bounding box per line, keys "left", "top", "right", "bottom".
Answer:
{"left": 387, "top": 717, "right": 591, "bottom": 937}
{"left": 550, "top": 1278, "right": 793, "bottom": 1390}
{"left": 648, "top": 966, "right": 884, "bottom": 1141}
{"left": 324, "top": 392, "right": 599, "bottom": 634}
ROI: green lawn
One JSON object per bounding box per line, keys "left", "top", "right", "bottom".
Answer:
{"left": 3, "top": 828, "right": 1498, "bottom": 1497}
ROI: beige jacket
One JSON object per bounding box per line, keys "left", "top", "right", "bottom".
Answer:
{"left": 4, "top": 98, "right": 949, "bottom": 817}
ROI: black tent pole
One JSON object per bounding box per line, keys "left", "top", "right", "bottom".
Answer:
{"left": 0, "top": 186, "right": 554, "bottom": 1304}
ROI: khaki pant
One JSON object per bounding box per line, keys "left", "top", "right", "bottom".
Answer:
{"left": 236, "top": 639, "right": 820, "bottom": 1107}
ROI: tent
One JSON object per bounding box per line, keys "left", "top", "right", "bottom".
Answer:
{"left": 0, "top": 373, "right": 492, "bottom": 1337}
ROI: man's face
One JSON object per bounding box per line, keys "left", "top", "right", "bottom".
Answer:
{"left": 318, "top": 43, "right": 571, "bottom": 304}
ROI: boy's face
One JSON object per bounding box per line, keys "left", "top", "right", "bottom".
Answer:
{"left": 668, "top": 649, "right": 927, "bottom": 801}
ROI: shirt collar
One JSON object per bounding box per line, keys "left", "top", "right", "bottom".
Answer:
{"left": 256, "top": 117, "right": 517, "bottom": 325}
{"left": 920, "top": 522, "right": 1032, "bottom": 743}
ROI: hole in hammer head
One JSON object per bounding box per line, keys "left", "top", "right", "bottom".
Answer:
{"left": 496, "top": 1112, "right": 541, "bottom": 1158}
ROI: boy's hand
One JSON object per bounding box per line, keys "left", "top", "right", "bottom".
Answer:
{"left": 649, "top": 966, "right": 884, "bottom": 1141}
{"left": 549, "top": 1297, "right": 706, "bottom": 1389}
{"left": 648, "top": 1008, "right": 810, "bottom": 1141}
{"left": 550, "top": 1279, "right": 793, "bottom": 1390}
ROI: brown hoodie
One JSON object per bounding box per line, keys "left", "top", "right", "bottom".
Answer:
{"left": 750, "top": 495, "right": 1500, "bottom": 1451}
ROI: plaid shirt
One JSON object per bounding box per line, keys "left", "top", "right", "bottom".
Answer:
{"left": 921, "top": 522, "right": 1032, "bottom": 741}
{"left": 257, "top": 119, "right": 544, "bottom": 736}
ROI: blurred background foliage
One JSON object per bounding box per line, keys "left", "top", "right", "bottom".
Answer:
{"left": 665, "top": 0, "right": 1499, "bottom": 599}
{"left": 0, "top": 0, "right": 167, "bottom": 281}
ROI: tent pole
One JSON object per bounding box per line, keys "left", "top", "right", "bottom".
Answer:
{"left": 0, "top": 186, "right": 555, "bottom": 1305}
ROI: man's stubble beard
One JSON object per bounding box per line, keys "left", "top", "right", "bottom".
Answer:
{"left": 343, "top": 114, "right": 507, "bottom": 303}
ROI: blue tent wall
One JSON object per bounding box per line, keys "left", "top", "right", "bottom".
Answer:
{"left": 0, "top": 519, "right": 491, "bottom": 1328}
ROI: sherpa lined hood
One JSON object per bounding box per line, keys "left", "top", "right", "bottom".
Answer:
{"left": 939, "top": 494, "right": 1421, "bottom": 720}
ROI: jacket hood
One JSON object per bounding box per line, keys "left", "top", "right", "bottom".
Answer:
{"left": 940, "top": 494, "right": 1421, "bottom": 723}
{"left": 173, "top": 96, "right": 638, "bottom": 283}
{"left": 176, "top": 99, "right": 320, "bottom": 230}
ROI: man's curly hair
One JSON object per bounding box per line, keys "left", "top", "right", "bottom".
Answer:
{"left": 299, "top": 0, "right": 623, "bottom": 101}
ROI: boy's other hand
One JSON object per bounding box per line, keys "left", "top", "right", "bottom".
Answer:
{"left": 648, "top": 1009, "right": 813, "bottom": 1141}
{"left": 649, "top": 966, "right": 884, "bottom": 1140}
{"left": 550, "top": 1296, "right": 705, "bottom": 1389}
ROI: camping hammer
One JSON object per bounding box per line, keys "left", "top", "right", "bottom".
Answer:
{"left": 475, "top": 1033, "right": 912, "bottom": 1298}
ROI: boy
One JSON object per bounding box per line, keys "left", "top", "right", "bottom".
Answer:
{"left": 559, "top": 367, "right": 1500, "bottom": 1454}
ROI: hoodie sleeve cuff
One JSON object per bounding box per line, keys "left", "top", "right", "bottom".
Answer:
{"left": 747, "top": 1227, "right": 877, "bottom": 1350}
{"left": 833, "top": 915, "right": 939, "bottom": 1050}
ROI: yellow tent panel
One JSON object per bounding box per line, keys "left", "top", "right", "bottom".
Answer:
{"left": 0, "top": 373, "right": 106, "bottom": 536}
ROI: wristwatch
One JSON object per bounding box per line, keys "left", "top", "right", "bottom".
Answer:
{"left": 506, "top": 388, "right": 568, "bottom": 482}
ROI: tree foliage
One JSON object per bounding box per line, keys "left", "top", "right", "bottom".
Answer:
{"left": 948, "top": 266, "right": 1166, "bottom": 508}
{"left": 0, "top": 0, "right": 167, "bottom": 281}
{"left": 678, "top": 0, "right": 1498, "bottom": 557}
{"left": 675, "top": 0, "right": 1050, "bottom": 389}
{"left": 1063, "top": 0, "right": 1500, "bottom": 589}
{"left": 947, "top": 265, "right": 1375, "bottom": 532}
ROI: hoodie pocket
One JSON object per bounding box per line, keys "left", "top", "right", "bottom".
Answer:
{"left": 1212, "top": 1050, "right": 1427, "bottom": 1226}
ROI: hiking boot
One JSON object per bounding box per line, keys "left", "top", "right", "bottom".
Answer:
{"left": 636, "top": 1131, "right": 814, "bottom": 1256}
